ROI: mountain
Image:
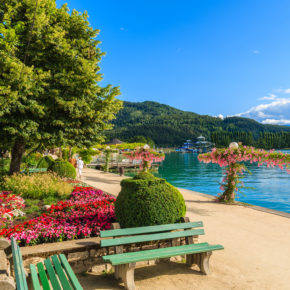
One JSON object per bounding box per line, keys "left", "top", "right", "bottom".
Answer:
{"left": 106, "top": 101, "right": 290, "bottom": 147}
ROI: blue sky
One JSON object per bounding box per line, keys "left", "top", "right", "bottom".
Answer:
{"left": 56, "top": 0, "right": 290, "bottom": 125}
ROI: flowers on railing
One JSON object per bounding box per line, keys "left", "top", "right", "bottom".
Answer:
{"left": 198, "top": 144, "right": 290, "bottom": 203}
{"left": 0, "top": 187, "right": 116, "bottom": 245}
{"left": 123, "top": 145, "right": 165, "bottom": 171}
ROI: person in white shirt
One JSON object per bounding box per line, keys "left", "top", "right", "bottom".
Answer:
{"left": 77, "top": 157, "right": 84, "bottom": 179}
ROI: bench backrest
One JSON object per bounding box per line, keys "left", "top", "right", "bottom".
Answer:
{"left": 11, "top": 237, "right": 28, "bottom": 290}
{"left": 100, "top": 221, "right": 204, "bottom": 248}
{"left": 30, "top": 254, "right": 83, "bottom": 290}
{"left": 29, "top": 168, "right": 47, "bottom": 173}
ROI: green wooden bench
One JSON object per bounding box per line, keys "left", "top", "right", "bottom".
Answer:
{"left": 28, "top": 168, "right": 47, "bottom": 173}
{"left": 100, "top": 219, "right": 224, "bottom": 290}
{"left": 21, "top": 168, "right": 48, "bottom": 174}
{"left": 11, "top": 237, "right": 83, "bottom": 290}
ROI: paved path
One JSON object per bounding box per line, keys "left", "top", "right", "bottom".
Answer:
{"left": 80, "top": 167, "right": 290, "bottom": 290}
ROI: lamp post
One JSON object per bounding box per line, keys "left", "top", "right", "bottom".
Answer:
{"left": 143, "top": 144, "right": 150, "bottom": 150}
{"left": 142, "top": 144, "right": 150, "bottom": 172}
{"left": 104, "top": 146, "right": 111, "bottom": 172}
{"left": 229, "top": 142, "right": 239, "bottom": 150}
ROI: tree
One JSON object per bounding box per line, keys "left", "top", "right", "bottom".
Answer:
{"left": 0, "top": 0, "right": 122, "bottom": 174}
{"left": 123, "top": 146, "right": 165, "bottom": 172}
{"left": 128, "top": 136, "right": 155, "bottom": 147}
{"left": 199, "top": 145, "right": 290, "bottom": 203}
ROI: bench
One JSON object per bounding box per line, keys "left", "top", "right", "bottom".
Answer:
{"left": 100, "top": 219, "right": 224, "bottom": 290}
{"left": 28, "top": 168, "right": 47, "bottom": 173}
{"left": 11, "top": 237, "right": 83, "bottom": 290}
{"left": 21, "top": 168, "right": 47, "bottom": 174}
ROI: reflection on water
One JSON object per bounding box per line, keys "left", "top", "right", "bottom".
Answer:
{"left": 154, "top": 152, "right": 290, "bottom": 213}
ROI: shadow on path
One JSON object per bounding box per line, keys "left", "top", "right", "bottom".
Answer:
{"left": 77, "top": 262, "right": 203, "bottom": 290}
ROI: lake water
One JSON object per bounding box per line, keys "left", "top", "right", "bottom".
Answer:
{"left": 154, "top": 152, "right": 290, "bottom": 213}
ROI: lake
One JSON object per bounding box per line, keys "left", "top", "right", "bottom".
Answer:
{"left": 154, "top": 152, "right": 290, "bottom": 213}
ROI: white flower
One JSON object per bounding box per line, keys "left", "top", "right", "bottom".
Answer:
{"left": 10, "top": 209, "right": 25, "bottom": 217}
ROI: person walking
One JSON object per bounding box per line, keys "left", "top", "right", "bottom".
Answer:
{"left": 77, "top": 157, "right": 84, "bottom": 179}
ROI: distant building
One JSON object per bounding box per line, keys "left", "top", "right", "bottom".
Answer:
{"left": 106, "top": 138, "right": 123, "bottom": 145}
{"left": 195, "top": 136, "right": 214, "bottom": 152}
{"left": 177, "top": 136, "right": 214, "bottom": 153}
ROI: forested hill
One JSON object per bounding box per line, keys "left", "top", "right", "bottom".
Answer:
{"left": 106, "top": 101, "right": 290, "bottom": 147}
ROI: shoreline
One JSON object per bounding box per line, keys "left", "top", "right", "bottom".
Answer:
{"left": 177, "top": 187, "right": 290, "bottom": 219}
{"left": 80, "top": 168, "right": 290, "bottom": 290}
{"left": 83, "top": 167, "right": 290, "bottom": 218}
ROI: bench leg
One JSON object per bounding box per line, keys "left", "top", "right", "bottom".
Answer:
{"left": 115, "top": 263, "right": 136, "bottom": 290}
{"left": 114, "top": 265, "right": 121, "bottom": 280}
{"left": 186, "top": 251, "right": 212, "bottom": 275}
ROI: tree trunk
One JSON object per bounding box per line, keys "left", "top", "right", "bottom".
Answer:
{"left": 9, "top": 138, "right": 26, "bottom": 175}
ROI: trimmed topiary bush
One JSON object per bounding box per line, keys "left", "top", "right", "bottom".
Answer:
{"left": 48, "top": 160, "right": 76, "bottom": 179}
{"left": 37, "top": 156, "right": 54, "bottom": 169}
{"left": 115, "top": 172, "right": 186, "bottom": 228}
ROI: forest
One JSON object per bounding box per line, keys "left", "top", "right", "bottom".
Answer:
{"left": 106, "top": 101, "right": 290, "bottom": 148}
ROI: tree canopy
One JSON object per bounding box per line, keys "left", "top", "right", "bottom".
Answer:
{"left": 0, "top": 0, "right": 122, "bottom": 173}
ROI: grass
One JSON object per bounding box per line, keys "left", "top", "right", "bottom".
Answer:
{"left": 12, "top": 195, "right": 67, "bottom": 223}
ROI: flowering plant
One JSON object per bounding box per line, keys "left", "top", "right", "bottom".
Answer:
{"left": 0, "top": 187, "right": 116, "bottom": 245}
{"left": 3, "top": 172, "right": 73, "bottom": 199}
{"left": 123, "top": 146, "right": 165, "bottom": 172}
{"left": 0, "top": 192, "right": 25, "bottom": 228}
{"left": 198, "top": 145, "right": 290, "bottom": 203}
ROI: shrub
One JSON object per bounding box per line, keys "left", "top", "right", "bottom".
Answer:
{"left": 22, "top": 153, "right": 42, "bottom": 168}
{"left": 37, "top": 156, "right": 54, "bottom": 169}
{"left": 48, "top": 160, "right": 76, "bottom": 179}
{"left": 115, "top": 172, "right": 186, "bottom": 228}
{"left": 3, "top": 173, "right": 73, "bottom": 199}
{"left": 0, "top": 158, "right": 10, "bottom": 177}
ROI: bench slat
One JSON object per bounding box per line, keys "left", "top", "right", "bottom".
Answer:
{"left": 52, "top": 255, "right": 73, "bottom": 290}
{"left": 103, "top": 242, "right": 224, "bottom": 265}
{"left": 59, "top": 254, "right": 83, "bottom": 290}
{"left": 29, "top": 264, "right": 42, "bottom": 290}
{"left": 37, "top": 262, "right": 51, "bottom": 290}
{"left": 44, "top": 258, "right": 62, "bottom": 290}
{"left": 101, "top": 229, "right": 204, "bottom": 247}
{"left": 100, "top": 221, "right": 204, "bottom": 238}
{"left": 17, "top": 242, "right": 29, "bottom": 290}
{"left": 11, "top": 238, "right": 28, "bottom": 290}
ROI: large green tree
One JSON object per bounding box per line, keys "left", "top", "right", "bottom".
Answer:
{"left": 0, "top": 0, "right": 122, "bottom": 174}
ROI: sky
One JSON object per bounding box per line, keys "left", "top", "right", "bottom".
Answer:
{"left": 56, "top": 0, "right": 290, "bottom": 125}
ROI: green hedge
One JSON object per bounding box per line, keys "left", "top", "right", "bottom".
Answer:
{"left": 48, "top": 160, "right": 76, "bottom": 179}
{"left": 37, "top": 156, "right": 54, "bottom": 169}
{"left": 115, "top": 172, "right": 186, "bottom": 228}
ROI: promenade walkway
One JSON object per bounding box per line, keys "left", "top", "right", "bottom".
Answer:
{"left": 79, "top": 167, "right": 290, "bottom": 290}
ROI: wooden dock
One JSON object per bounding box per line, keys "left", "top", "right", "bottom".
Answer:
{"left": 87, "top": 162, "right": 159, "bottom": 170}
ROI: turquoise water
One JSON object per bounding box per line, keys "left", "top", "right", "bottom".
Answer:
{"left": 154, "top": 152, "right": 290, "bottom": 213}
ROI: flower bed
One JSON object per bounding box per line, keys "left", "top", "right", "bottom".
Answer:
{"left": 0, "top": 186, "right": 116, "bottom": 246}
{"left": 0, "top": 192, "right": 25, "bottom": 227}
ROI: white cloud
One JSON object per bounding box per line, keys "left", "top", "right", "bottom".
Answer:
{"left": 284, "top": 88, "right": 290, "bottom": 94}
{"left": 237, "top": 92, "right": 290, "bottom": 126}
{"left": 261, "top": 119, "right": 290, "bottom": 125}
{"left": 259, "top": 94, "right": 277, "bottom": 100}
{"left": 217, "top": 114, "right": 224, "bottom": 120}
{"left": 120, "top": 27, "right": 125, "bottom": 31}
{"left": 252, "top": 50, "right": 260, "bottom": 54}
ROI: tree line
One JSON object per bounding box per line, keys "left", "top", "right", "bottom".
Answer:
{"left": 107, "top": 101, "right": 290, "bottom": 148}
{"left": 211, "top": 132, "right": 290, "bottom": 149}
